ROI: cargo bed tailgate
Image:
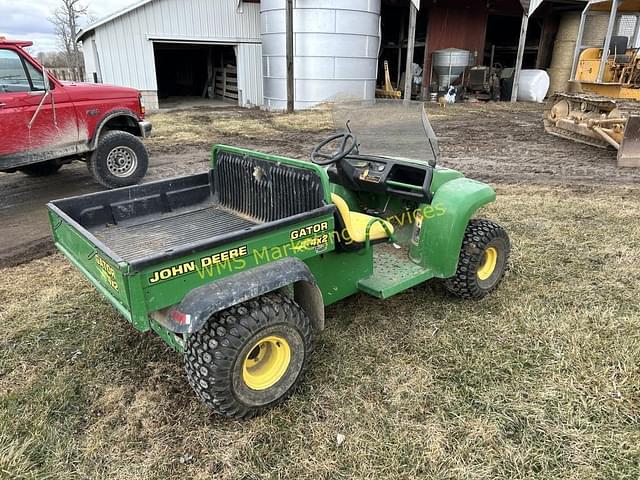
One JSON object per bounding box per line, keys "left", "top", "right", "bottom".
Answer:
{"left": 47, "top": 204, "right": 133, "bottom": 322}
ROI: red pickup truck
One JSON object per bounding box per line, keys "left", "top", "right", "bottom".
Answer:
{"left": 0, "top": 38, "right": 150, "bottom": 188}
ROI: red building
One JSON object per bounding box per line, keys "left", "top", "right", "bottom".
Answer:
{"left": 378, "top": 0, "right": 587, "bottom": 100}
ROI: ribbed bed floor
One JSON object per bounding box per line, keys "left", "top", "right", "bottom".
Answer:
{"left": 91, "top": 205, "right": 258, "bottom": 262}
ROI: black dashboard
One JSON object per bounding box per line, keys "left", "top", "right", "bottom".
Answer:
{"left": 327, "top": 154, "right": 434, "bottom": 202}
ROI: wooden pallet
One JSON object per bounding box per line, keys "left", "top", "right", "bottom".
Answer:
{"left": 213, "top": 65, "right": 238, "bottom": 104}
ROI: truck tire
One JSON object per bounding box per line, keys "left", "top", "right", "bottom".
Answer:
{"left": 88, "top": 131, "right": 148, "bottom": 188}
{"left": 444, "top": 219, "right": 510, "bottom": 299}
{"left": 184, "top": 291, "right": 314, "bottom": 419}
{"left": 19, "top": 159, "right": 63, "bottom": 176}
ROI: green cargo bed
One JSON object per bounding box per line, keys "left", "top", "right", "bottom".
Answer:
{"left": 92, "top": 204, "right": 258, "bottom": 263}
{"left": 47, "top": 147, "right": 336, "bottom": 332}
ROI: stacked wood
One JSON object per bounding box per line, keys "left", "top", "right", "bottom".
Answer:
{"left": 213, "top": 65, "right": 238, "bottom": 103}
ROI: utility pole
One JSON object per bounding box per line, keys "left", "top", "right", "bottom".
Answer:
{"left": 286, "top": 0, "right": 294, "bottom": 113}
{"left": 511, "top": 12, "right": 529, "bottom": 102}
{"left": 403, "top": 2, "right": 418, "bottom": 105}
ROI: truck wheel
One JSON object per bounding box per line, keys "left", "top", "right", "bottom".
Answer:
{"left": 19, "top": 159, "right": 63, "bottom": 176}
{"left": 444, "top": 219, "right": 510, "bottom": 299}
{"left": 88, "top": 131, "right": 148, "bottom": 188}
{"left": 184, "top": 292, "right": 314, "bottom": 419}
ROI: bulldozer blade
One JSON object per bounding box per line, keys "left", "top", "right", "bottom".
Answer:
{"left": 618, "top": 115, "right": 640, "bottom": 168}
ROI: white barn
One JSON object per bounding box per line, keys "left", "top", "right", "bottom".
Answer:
{"left": 78, "top": 0, "right": 264, "bottom": 110}
{"left": 78, "top": 0, "right": 385, "bottom": 111}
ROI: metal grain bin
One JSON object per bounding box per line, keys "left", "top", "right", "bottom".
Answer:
{"left": 261, "top": 0, "right": 381, "bottom": 110}
{"left": 432, "top": 48, "right": 474, "bottom": 89}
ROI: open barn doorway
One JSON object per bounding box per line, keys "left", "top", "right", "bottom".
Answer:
{"left": 153, "top": 42, "right": 237, "bottom": 109}
{"left": 378, "top": 1, "right": 428, "bottom": 100}
{"left": 484, "top": 14, "right": 542, "bottom": 69}
{"left": 482, "top": 14, "right": 542, "bottom": 100}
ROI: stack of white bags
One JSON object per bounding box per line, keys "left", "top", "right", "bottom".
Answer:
{"left": 517, "top": 69, "right": 550, "bottom": 103}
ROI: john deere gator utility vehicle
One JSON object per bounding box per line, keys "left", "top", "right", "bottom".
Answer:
{"left": 544, "top": 0, "right": 640, "bottom": 167}
{"left": 48, "top": 109, "right": 510, "bottom": 418}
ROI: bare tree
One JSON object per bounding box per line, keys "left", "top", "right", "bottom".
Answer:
{"left": 49, "top": 0, "right": 89, "bottom": 81}
{"left": 37, "top": 51, "right": 68, "bottom": 68}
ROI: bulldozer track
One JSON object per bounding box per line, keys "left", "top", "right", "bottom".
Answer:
{"left": 544, "top": 93, "right": 640, "bottom": 150}
{"left": 546, "top": 93, "right": 640, "bottom": 117}
{"left": 545, "top": 124, "right": 611, "bottom": 149}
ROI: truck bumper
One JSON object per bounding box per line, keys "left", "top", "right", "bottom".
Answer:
{"left": 139, "top": 120, "right": 152, "bottom": 139}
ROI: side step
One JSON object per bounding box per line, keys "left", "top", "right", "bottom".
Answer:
{"left": 358, "top": 247, "right": 433, "bottom": 299}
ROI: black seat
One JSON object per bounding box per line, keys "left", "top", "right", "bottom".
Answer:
{"left": 610, "top": 36, "right": 630, "bottom": 64}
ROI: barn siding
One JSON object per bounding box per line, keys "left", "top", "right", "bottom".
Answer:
{"left": 236, "top": 43, "right": 264, "bottom": 108}
{"left": 83, "top": 0, "right": 262, "bottom": 109}
{"left": 422, "top": 0, "right": 525, "bottom": 89}
{"left": 423, "top": 2, "right": 488, "bottom": 86}
{"left": 81, "top": 33, "right": 97, "bottom": 82}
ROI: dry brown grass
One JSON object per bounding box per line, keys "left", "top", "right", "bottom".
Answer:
{"left": 146, "top": 106, "right": 334, "bottom": 148}
{"left": 1, "top": 183, "right": 639, "bottom": 479}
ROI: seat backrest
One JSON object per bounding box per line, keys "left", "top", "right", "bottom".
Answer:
{"left": 610, "top": 36, "right": 629, "bottom": 56}
{"left": 330, "top": 193, "right": 353, "bottom": 231}
{"left": 215, "top": 150, "right": 325, "bottom": 222}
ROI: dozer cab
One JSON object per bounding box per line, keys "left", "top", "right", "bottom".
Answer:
{"left": 544, "top": 0, "right": 640, "bottom": 167}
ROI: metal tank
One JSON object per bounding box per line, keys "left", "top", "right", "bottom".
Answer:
{"left": 432, "top": 48, "right": 474, "bottom": 89}
{"left": 261, "top": 0, "right": 381, "bottom": 110}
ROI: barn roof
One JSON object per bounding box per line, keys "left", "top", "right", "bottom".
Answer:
{"left": 77, "top": 0, "right": 154, "bottom": 41}
{"left": 77, "top": 0, "right": 263, "bottom": 41}
{"left": 77, "top": 0, "right": 562, "bottom": 42}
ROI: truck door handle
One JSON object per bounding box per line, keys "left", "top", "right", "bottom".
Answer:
{"left": 0, "top": 103, "right": 6, "bottom": 108}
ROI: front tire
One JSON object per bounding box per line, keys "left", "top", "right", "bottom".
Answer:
{"left": 444, "top": 219, "right": 510, "bottom": 299}
{"left": 184, "top": 292, "right": 314, "bottom": 419}
{"left": 19, "top": 159, "right": 63, "bottom": 176}
{"left": 88, "top": 131, "right": 148, "bottom": 188}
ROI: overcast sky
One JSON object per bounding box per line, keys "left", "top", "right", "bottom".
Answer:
{"left": 0, "top": 0, "right": 136, "bottom": 53}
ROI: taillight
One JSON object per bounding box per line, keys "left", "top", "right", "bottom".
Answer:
{"left": 139, "top": 93, "right": 146, "bottom": 116}
{"left": 170, "top": 309, "right": 191, "bottom": 326}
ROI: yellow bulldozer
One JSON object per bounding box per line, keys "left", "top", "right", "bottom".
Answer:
{"left": 544, "top": 0, "right": 640, "bottom": 167}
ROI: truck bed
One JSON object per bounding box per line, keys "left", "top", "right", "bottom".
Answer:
{"left": 49, "top": 149, "right": 331, "bottom": 271}
{"left": 91, "top": 205, "right": 257, "bottom": 263}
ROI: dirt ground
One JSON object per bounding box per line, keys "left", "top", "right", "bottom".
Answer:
{"left": 429, "top": 102, "right": 640, "bottom": 186}
{"left": 1, "top": 101, "right": 638, "bottom": 269}
{"left": 336, "top": 101, "right": 640, "bottom": 186}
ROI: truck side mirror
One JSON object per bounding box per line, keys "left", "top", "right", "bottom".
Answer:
{"left": 42, "top": 66, "right": 51, "bottom": 91}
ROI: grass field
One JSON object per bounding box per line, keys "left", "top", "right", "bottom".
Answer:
{"left": 1, "top": 181, "right": 639, "bottom": 479}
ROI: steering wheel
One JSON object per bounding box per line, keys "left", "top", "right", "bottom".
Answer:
{"left": 311, "top": 132, "right": 358, "bottom": 166}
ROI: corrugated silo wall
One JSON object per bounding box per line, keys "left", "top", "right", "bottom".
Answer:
{"left": 261, "top": 0, "right": 381, "bottom": 111}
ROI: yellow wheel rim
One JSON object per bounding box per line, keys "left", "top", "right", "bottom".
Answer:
{"left": 477, "top": 247, "right": 498, "bottom": 281}
{"left": 242, "top": 335, "right": 291, "bottom": 391}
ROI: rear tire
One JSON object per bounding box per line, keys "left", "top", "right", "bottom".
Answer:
{"left": 444, "top": 219, "right": 510, "bottom": 299}
{"left": 184, "top": 292, "right": 314, "bottom": 419}
{"left": 88, "top": 131, "right": 148, "bottom": 188}
{"left": 19, "top": 159, "right": 63, "bottom": 176}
